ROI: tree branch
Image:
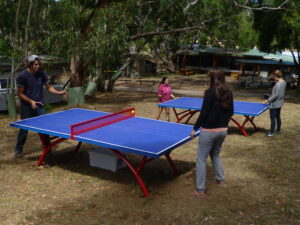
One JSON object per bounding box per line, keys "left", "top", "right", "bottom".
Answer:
{"left": 129, "top": 16, "right": 221, "bottom": 41}
{"left": 229, "top": 0, "right": 290, "bottom": 11}
{"left": 80, "top": 0, "right": 122, "bottom": 35}
{"left": 129, "top": 25, "right": 204, "bottom": 40}
{"left": 289, "top": 48, "right": 299, "bottom": 65}
{"left": 154, "top": 0, "right": 182, "bottom": 20}
{"left": 183, "top": 0, "right": 200, "bottom": 13}
{"left": 25, "top": 0, "right": 33, "bottom": 56}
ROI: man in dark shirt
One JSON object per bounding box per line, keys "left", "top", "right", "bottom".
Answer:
{"left": 14, "top": 55, "right": 67, "bottom": 158}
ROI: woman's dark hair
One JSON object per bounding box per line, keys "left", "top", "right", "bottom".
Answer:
{"left": 208, "top": 70, "right": 232, "bottom": 109}
{"left": 160, "top": 76, "right": 168, "bottom": 84}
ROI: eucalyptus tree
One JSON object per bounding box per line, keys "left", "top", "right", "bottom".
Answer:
{"left": 1, "top": 0, "right": 261, "bottom": 109}
{"left": 233, "top": 0, "right": 300, "bottom": 87}
{"left": 0, "top": 0, "right": 33, "bottom": 118}
{"left": 128, "top": 0, "right": 257, "bottom": 72}
{"left": 1, "top": 0, "right": 18, "bottom": 119}
{"left": 44, "top": 0, "right": 132, "bottom": 99}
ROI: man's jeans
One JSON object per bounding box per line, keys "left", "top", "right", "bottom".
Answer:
{"left": 15, "top": 104, "right": 47, "bottom": 154}
{"left": 196, "top": 131, "right": 227, "bottom": 192}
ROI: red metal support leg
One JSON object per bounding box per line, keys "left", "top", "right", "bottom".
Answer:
{"left": 165, "top": 152, "right": 179, "bottom": 175}
{"left": 184, "top": 110, "right": 199, "bottom": 124}
{"left": 173, "top": 108, "right": 180, "bottom": 122}
{"left": 74, "top": 142, "right": 82, "bottom": 152}
{"left": 136, "top": 156, "right": 154, "bottom": 174}
{"left": 173, "top": 108, "right": 199, "bottom": 124}
{"left": 230, "top": 118, "right": 248, "bottom": 136}
{"left": 242, "top": 116, "right": 257, "bottom": 131}
{"left": 110, "top": 149, "right": 149, "bottom": 197}
{"left": 37, "top": 133, "right": 66, "bottom": 166}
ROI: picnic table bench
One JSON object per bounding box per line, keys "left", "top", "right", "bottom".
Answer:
{"left": 136, "top": 79, "right": 160, "bottom": 85}
{"left": 117, "top": 78, "right": 132, "bottom": 84}
{"left": 179, "top": 68, "right": 197, "bottom": 76}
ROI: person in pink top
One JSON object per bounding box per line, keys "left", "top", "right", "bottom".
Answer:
{"left": 157, "top": 76, "right": 176, "bottom": 121}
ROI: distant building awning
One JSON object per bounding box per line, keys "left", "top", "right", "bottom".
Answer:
{"left": 177, "top": 46, "right": 297, "bottom": 64}
{"left": 235, "top": 59, "right": 296, "bottom": 67}
{"left": 177, "top": 47, "right": 240, "bottom": 56}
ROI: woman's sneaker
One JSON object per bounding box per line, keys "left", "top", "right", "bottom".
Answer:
{"left": 266, "top": 132, "right": 274, "bottom": 137}
{"left": 275, "top": 130, "right": 281, "bottom": 134}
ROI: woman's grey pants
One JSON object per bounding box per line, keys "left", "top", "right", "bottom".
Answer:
{"left": 196, "top": 131, "right": 227, "bottom": 192}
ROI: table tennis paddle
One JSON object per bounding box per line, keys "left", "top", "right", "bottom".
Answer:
{"left": 36, "top": 102, "right": 44, "bottom": 108}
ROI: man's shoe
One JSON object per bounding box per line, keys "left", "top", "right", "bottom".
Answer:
{"left": 15, "top": 152, "right": 24, "bottom": 158}
{"left": 275, "top": 130, "right": 281, "bottom": 134}
{"left": 266, "top": 132, "right": 274, "bottom": 137}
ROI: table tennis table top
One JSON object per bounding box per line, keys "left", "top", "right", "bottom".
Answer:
{"left": 158, "top": 97, "right": 269, "bottom": 116}
{"left": 10, "top": 108, "right": 199, "bottom": 158}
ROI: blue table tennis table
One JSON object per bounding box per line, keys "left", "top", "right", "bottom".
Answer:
{"left": 158, "top": 97, "right": 269, "bottom": 136}
{"left": 10, "top": 108, "right": 199, "bottom": 197}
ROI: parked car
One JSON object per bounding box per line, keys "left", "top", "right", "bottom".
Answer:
{"left": 43, "top": 83, "right": 64, "bottom": 104}
{"left": 0, "top": 77, "right": 17, "bottom": 111}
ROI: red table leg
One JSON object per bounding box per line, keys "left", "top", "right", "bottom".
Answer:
{"left": 230, "top": 116, "right": 258, "bottom": 136}
{"left": 37, "top": 134, "right": 83, "bottom": 166}
{"left": 242, "top": 116, "right": 257, "bottom": 131}
{"left": 111, "top": 149, "right": 149, "bottom": 197}
{"left": 173, "top": 108, "right": 199, "bottom": 123}
{"left": 37, "top": 134, "right": 180, "bottom": 197}
{"left": 136, "top": 156, "right": 154, "bottom": 174}
{"left": 165, "top": 152, "right": 179, "bottom": 175}
{"left": 230, "top": 118, "right": 249, "bottom": 136}
{"left": 74, "top": 142, "right": 82, "bottom": 152}
{"left": 37, "top": 134, "right": 66, "bottom": 166}
{"left": 110, "top": 150, "right": 180, "bottom": 197}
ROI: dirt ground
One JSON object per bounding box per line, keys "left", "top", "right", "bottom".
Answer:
{"left": 0, "top": 75, "right": 300, "bottom": 225}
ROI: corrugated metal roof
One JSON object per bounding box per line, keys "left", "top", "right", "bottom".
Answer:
{"left": 235, "top": 59, "right": 296, "bottom": 66}
{"left": 177, "top": 47, "right": 239, "bottom": 56}
{"left": 177, "top": 47, "right": 297, "bottom": 64}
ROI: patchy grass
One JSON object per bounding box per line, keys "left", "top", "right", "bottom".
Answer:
{"left": 0, "top": 79, "right": 300, "bottom": 225}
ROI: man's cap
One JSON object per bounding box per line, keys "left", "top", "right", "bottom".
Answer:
{"left": 28, "top": 55, "right": 39, "bottom": 63}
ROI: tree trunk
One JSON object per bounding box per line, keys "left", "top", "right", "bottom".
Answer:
{"left": 106, "top": 78, "right": 115, "bottom": 92}
{"left": 24, "top": 0, "right": 33, "bottom": 56}
{"left": 297, "top": 65, "right": 300, "bottom": 90}
{"left": 7, "top": 0, "right": 22, "bottom": 119}
{"left": 297, "top": 51, "right": 300, "bottom": 90}
{"left": 166, "top": 52, "right": 176, "bottom": 73}
{"left": 97, "top": 81, "right": 106, "bottom": 92}
{"left": 7, "top": 58, "right": 17, "bottom": 119}
{"left": 289, "top": 49, "right": 300, "bottom": 89}
{"left": 69, "top": 55, "right": 86, "bottom": 87}
{"left": 68, "top": 55, "right": 86, "bottom": 105}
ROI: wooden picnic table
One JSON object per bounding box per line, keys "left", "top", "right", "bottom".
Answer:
{"left": 117, "top": 78, "right": 132, "bottom": 84}
{"left": 136, "top": 79, "right": 160, "bottom": 85}
{"left": 179, "top": 68, "right": 197, "bottom": 76}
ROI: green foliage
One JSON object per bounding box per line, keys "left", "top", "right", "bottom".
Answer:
{"left": 0, "top": 0, "right": 265, "bottom": 90}
{"left": 253, "top": 0, "right": 300, "bottom": 55}
{"left": 0, "top": 0, "right": 61, "bottom": 60}
{"left": 85, "top": 2, "right": 131, "bottom": 71}
{"left": 152, "top": 0, "right": 257, "bottom": 50}
{"left": 0, "top": 37, "right": 10, "bottom": 56}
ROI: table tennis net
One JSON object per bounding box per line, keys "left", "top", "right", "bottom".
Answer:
{"left": 70, "top": 108, "right": 135, "bottom": 139}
